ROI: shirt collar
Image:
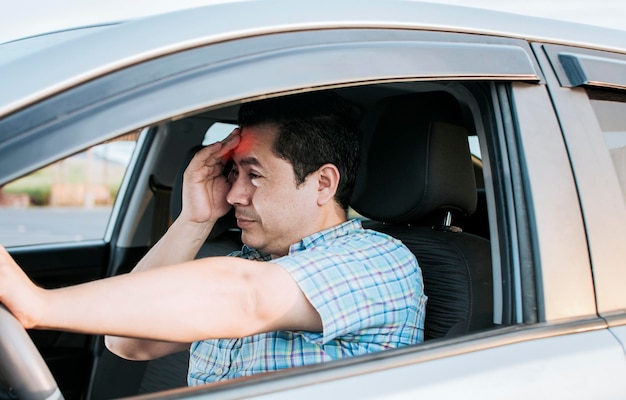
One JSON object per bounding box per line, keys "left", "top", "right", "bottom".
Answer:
{"left": 240, "top": 219, "right": 363, "bottom": 258}
{"left": 288, "top": 219, "right": 362, "bottom": 254}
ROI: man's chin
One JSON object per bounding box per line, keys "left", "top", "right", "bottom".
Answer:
{"left": 241, "top": 232, "right": 262, "bottom": 251}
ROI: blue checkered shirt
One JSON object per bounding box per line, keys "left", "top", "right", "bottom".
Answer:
{"left": 188, "top": 219, "right": 426, "bottom": 385}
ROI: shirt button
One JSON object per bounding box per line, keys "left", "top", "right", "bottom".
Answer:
{"left": 214, "top": 367, "right": 224, "bottom": 375}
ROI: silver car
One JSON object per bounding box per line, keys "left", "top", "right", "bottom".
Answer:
{"left": 1, "top": 1, "right": 625, "bottom": 399}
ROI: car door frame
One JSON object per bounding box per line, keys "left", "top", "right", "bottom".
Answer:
{"left": 533, "top": 42, "right": 626, "bottom": 346}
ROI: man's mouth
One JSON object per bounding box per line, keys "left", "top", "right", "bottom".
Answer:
{"left": 235, "top": 214, "right": 255, "bottom": 228}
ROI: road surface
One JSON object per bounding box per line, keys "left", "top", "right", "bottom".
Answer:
{"left": 0, "top": 207, "right": 111, "bottom": 247}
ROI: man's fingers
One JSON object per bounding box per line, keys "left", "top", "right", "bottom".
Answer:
{"left": 183, "top": 128, "right": 241, "bottom": 183}
{"left": 217, "top": 128, "right": 241, "bottom": 161}
{"left": 192, "top": 128, "right": 241, "bottom": 165}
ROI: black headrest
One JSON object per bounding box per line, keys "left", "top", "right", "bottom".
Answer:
{"left": 351, "top": 92, "right": 477, "bottom": 224}
{"left": 170, "top": 145, "right": 236, "bottom": 240}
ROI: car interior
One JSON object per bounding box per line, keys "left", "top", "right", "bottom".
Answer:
{"left": 79, "top": 82, "right": 497, "bottom": 398}
{"left": 4, "top": 82, "right": 500, "bottom": 399}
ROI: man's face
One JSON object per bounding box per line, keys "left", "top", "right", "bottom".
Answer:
{"left": 226, "top": 124, "right": 319, "bottom": 256}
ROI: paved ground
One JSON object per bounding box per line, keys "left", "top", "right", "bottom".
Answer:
{"left": 0, "top": 207, "right": 111, "bottom": 247}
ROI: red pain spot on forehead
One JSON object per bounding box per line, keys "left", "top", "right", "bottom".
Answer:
{"left": 232, "top": 131, "right": 255, "bottom": 157}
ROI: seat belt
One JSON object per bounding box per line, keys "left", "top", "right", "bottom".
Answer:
{"left": 149, "top": 175, "right": 172, "bottom": 245}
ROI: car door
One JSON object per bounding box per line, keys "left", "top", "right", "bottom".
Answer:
{"left": 535, "top": 43, "right": 626, "bottom": 351}
{"left": 1, "top": 16, "right": 626, "bottom": 400}
{"left": 0, "top": 133, "right": 147, "bottom": 400}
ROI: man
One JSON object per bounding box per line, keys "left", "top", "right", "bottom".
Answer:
{"left": 0, "top": 91, "right": 426, "bottom": 385}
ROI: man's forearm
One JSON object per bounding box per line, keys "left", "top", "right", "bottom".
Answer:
{"left": 132, "top": 217, "right": 215, "bottom": 273}
{"left": 105, "top": 217, "right": 215, "bottom": 359}
{"left": 37, "top": 258, "right": 260, "bottom": 341}
{"left": 30, "top": 257, "right": 312, "bottom": 342}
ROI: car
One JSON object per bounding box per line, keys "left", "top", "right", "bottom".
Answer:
{"left": 1, "top": 0, "right": 626, "bottom": 399}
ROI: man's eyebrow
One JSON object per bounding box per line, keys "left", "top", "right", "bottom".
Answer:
{"left": 236, "top": 157, "right": 262, "bottom": 168}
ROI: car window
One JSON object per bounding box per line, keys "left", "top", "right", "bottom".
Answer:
{"left": 587, "top": 90, "right": 626, "bottom": 206}
{"left": 0, "top": 132, "right": 139, "bottom": 246}
{"left": 203, "top": 122, "right": 237, "bottom": 145}
{"left": 468, "top": 135, "right": 482, "bottom": 159}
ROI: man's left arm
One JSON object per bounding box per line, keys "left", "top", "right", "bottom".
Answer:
{"left": 0, "top": 247, "right": 321, "bottom": 342}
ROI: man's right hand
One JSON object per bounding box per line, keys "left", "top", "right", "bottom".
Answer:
{"left": 179, "top": 129, "right": 241, "bottom": 226}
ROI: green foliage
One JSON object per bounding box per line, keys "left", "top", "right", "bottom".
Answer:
{"left": 3, "top": 152, "right": 127, "bottom": 206}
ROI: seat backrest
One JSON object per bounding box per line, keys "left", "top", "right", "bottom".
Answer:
{"left": 351, "top": 91, "right": 493, "bottom": 340}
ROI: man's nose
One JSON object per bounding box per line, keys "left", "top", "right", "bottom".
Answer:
{"left": 226, "top": 178, "right": 250, "bottom": 206}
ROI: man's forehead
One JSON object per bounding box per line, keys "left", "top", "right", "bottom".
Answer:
{"left": 232, "top": 130, "right": 255, "bottom": 156}
{"left": 232, "top": 125, "right": 277, "bottom": 159}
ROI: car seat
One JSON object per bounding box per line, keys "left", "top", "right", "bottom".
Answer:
{"left": 351, "top": 91, "right": 494, "bottom": 339}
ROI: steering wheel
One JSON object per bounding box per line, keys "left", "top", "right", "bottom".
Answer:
{"left": 0, "top": 305, "right": 63, "bottom": 400}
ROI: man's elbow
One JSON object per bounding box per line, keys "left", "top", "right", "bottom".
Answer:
{"left": 105, "top": 335, "right": 190, "bottom": 360}
{"left": 104, "top": 335, "right": 148, "bottom": 360}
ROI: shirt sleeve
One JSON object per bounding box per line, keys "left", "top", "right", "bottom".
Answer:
{"left": 271, "top": 233, "right": 420, "bottom": 345}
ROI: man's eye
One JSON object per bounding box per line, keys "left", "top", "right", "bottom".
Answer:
{"left": 249, "top": 173, "right": 261, "bottom": 180}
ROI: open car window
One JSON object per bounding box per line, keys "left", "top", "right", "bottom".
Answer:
{"left": 0, "top": 133, "right": 139, "bottom": 247}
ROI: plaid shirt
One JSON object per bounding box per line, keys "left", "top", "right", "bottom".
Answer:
{"left": 188, "top": 219, "right": 426, "bottom": 385}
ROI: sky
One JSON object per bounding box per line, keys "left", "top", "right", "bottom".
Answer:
{"left": 429, "top": 0, "right": 626, "bottom": 30}
{"left": 1, "top": 0, "right": 625, "bottom": 44}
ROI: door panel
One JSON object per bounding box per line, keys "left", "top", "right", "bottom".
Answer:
{"left": 8, "top": 243, "right": 109, "bottom": 400}
{"left": 181, "top": 327, "right": 626, "bottom": 399}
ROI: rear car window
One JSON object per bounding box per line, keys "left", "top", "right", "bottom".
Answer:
{"left": 588, "top": 90, "right": 626, "bottom": 206}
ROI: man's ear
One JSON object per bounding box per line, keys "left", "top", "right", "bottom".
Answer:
{"left": 316, "top": 164, "right": 340, "bottom": 206}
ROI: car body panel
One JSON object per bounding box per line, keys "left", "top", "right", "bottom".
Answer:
{"left": 533, "top": 43, "right": 626, "bottom": 316}
{"left": 0, "top": 28, "right": 540, "bottom": 184}
{"left": 258, "top": 330, "right": 626, "bottom": 399}
{"left": 2, "top": 0, "right": 626, "bottom": 119}
{"left": 1, "top": 1, "right": 625, "bottom": 399}
{"left": 508, "top": 82, "right": 596, "bottom": 321}
{"left": 149, "top": 324, "right": 625, "bottom": 399}
{"left": 0, "top": 24, "right": 116, "bottom": 66}
{"left": 608, "top": 319, "right": 626, "bottom": 352}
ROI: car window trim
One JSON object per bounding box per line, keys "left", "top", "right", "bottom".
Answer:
{"left": 0, "top": 29, "right": 542, "bottom": 184}
{"left": 543, "top": 44, "right": 626, "bottom": 90}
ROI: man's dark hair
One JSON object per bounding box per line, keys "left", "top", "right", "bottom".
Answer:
{"left": 238, "top": 91, "right": 360, "bottom": 210}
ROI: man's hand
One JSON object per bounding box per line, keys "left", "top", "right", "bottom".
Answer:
{"left": 179, "top": 129, "right": 241, "bottom": 225}
{"left": 0, "top": 245, "right": 44, "bottom": 329}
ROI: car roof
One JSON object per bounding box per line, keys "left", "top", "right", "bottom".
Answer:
{"left": 1, "top": 0, "right": 626, "bottom": 119}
